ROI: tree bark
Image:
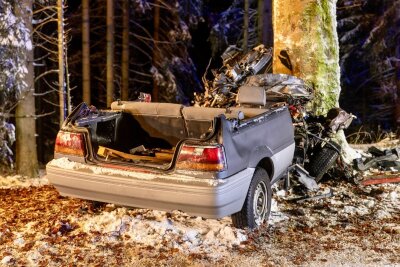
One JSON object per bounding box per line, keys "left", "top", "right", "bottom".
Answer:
{"left": 15, "top": 0, "right": 39, "bottom": 177}
{"left": 264, "top": 0, "right": 273, "bottom": 47}
{"left": 395, "top": 9, "right": 400, "bottom": 127}
{"left": 243, "top": 0, "right": 249, "bottom": 52}
{"left": 258, "top": 0, "right": 264, "bottom": 44}
{"left": 273, "top": 0, "right": 341, "bottom": 115}
{"left": 152, "top": 0, "right": 160, "bottom": 102}
{"left": 121, "top": 0, "right": 130, "bottom": 101}
{"left": 273, "top": 0, "right": 360, "bottom": 162}
{"left": 258, "top": 0, "right": 273, "bottom": 47}
{"left": 106, "top": 0, "right": 115, "bottom": 107}
{"left": 57, "top": 0, "right": 66, "bottom": 123}
{"left": 82, "top": 0, "right": 91, "bottom": 104}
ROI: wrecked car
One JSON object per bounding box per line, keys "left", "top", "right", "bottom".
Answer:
{"left": 46, "top": 86, "right": 295, "bottom": 229}
{"left": 46, "top": 44, "right": 354, "bottom": 229}
{"left": 196, "top": 45, "right": 354, "bottom": 186}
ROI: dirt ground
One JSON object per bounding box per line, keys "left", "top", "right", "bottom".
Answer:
{"left": 0, "top": 173, "right": 399, "bottom": 266}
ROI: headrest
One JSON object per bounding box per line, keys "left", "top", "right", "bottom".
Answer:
{"left": 237, "top": 86, "right": 266, "bottom": 106}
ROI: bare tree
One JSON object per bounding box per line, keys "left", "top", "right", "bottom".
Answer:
{"left": 243, "top": 0, "right": 249, "bottom": 51}
{"left": 152, "top": 0, "right": 160, "bottom": 102}
{"left": 337, "top": 0, "right": 400, "bottom": 129}
{"left": 82, "top": 0, "right": 91, "bottom": 104}
{"left": 121, "top": 0, "right": 129, "bottom": 100}
{"left": 57, "top": 0, "right": 66, "bottom": 123}
{"left": 106, "top": 0, "right": 114, "bottom": 107}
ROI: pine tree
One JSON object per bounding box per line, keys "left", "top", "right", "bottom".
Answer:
{"left": 0, "top": 0, "right": 38, "bottom": 175}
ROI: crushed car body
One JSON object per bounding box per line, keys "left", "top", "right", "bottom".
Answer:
{"left": 47, "top": 89, "right": 295, "bottom": 229}
{"left": 46, "top": 44, "right": 356, "bottom": 229}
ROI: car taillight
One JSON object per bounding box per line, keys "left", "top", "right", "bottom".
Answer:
{"left": 176, "top": 144, "right": 227, "bottom": 172}
{"left": 55, "top": 131, "right": 86, "bottom": 156}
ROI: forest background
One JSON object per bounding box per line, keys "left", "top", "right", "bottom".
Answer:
{"left": 0, "top": 0, "right": 399, "bottom": 176}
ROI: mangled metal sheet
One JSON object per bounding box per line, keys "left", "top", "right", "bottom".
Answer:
{"left": 196, "top": 44, "right": 314, "bottom": 108}
{"left": 197, "top": 45, "right": 273, "bottom": 107}
{"left": 244, "top": 74, "right": 313, "bottom": 104}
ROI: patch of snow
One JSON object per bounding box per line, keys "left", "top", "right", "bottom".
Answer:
{"left": 269, "top": 198, "right": 289, "bottom": 225}
{"left": 1, "top": 256, "right": 13, "bottom": 265}
{"left": 73, "top": 208, "right": 247, "bottom": 258}
{"left": 276, "top": 189, "right": 286, "bottom": 197}
{"left": 343, "top": 205, "right": 357, "bottom": 215}
{"left": 356, "top": 206, "right": 369, "bottom": 216}
{"left": 389, "top": 191, "right": 397, "bottom": 201}
{"left": 0, "top": 175, "right": 48, "bottom": 189}
{"left": 26, "top": 250, "right": 41, "bottom": 266}
{"left": 375, "top": 210, "right": 392, "bottom": 220}
{"left": 363, "top": 199, "right": 375, "bottom": 208}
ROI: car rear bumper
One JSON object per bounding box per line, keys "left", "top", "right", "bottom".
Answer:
{"left": 46, "top": 160, "right": 254, "bottom": 218}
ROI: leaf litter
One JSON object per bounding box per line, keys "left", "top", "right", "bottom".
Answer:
{"left": 0, "top": 172, "right": 399, "bottom": 266}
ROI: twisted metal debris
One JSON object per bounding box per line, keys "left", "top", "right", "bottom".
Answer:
{"left": 195, "top": 44, "right": 273, "bottom": 107}
{"left": 195, "top": 44, "right": 313, "bottom": 108}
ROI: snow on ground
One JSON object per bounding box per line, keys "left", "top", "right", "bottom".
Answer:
{"left": 0, "top": 162, "right": 400, "bottom": 265}
{"left": 0, "top": 173, "right": 48, "bottom": 189}
{"left": 72, "top": 207, "right": 247, "bottom": 258}
{"left": 0, "top": 182, "right": 251, "bottom": 265}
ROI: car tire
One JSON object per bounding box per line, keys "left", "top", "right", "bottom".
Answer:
{"left": 307, "top": 141, "right": 341, "bottom": 183}
{"left": 231, "top": 167, "right": 272, "bottom": 229}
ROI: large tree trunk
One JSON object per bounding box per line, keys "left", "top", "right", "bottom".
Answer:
{"left": 121, "top": 0, "right": 129, "bottom": 101}
{"left": 106, "top": 0, "right": 114, "bottom": 107}
{"left": 273, "top": 0, "right": 359, "bottom": 162}
{"left": 82, "top": 0, "right": 91, "bottom": 104}
{"left": 15, "top": 0, "right": 39, "bottom": 177}
{"left": 273, "top": 0, "right": 341, "bottom": 115}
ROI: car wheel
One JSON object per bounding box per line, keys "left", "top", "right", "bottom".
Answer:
{"left": 307, "top": 141, "right": 341, "bottom": 183}
{"left": 231, "top": 167, "right": 272, "bottom": 229}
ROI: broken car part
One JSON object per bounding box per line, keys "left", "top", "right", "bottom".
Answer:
{"left": 361, "top": 175, "right": 400, "bottom": 185}
{"left": 295, "top": 188, "right": 334, "bottom": 203}
{"left": 354, "top": 147, "right": 400, "bottom": 171}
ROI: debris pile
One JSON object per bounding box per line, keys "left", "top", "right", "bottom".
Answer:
{"left": 195, "top": 45, "right": 273, "bottom": 107}
{"left": 194, "top": 43, "right": 356, "bottom": 189}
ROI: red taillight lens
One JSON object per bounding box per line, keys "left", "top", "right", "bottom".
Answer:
{"left": 176, "top": 145, "right": 226, "bottom": 172}
{"left": 55, "top": 131, "right": 86, "bottom": 156}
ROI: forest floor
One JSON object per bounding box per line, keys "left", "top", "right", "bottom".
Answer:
{"left": 1, "top": 172, "right": 399, "bottom": 266}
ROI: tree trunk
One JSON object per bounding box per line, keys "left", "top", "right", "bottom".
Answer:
{"left": 273, "top": 0, "right": 341, "bottom": 115}
{"left": 273, "top": 0, "right": 359, "bottom": 162}
{"left": 152, "top": 0, "right": 160, "bottom": 102}
{"left": 121, "top": 0, "right": 130, "bottom": 101}
{"left": 15, "top": 0, "right": 39, "bottom": 177}
{"left": 395, "top": 9, "right": 400, "bottom": 127}
{"left": 243, "top": 0, "right": 249, "bottom": 52}
{"left": 82, "top": 0, "right": 91, "bottom": 104}
{"left": 258, "top": 0, "right": 274, "bottom": 47}
{"left": 57, "top": 0, "right": 66, "bottom": 123}
{"left": 264, "top": 0, "right": 273, "bottom": 47}
{"left": 106, "top": 0, "right": 115, "bottom": 107}
{"left": 258, "top": 0, "right": 264, "bottom": 44}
